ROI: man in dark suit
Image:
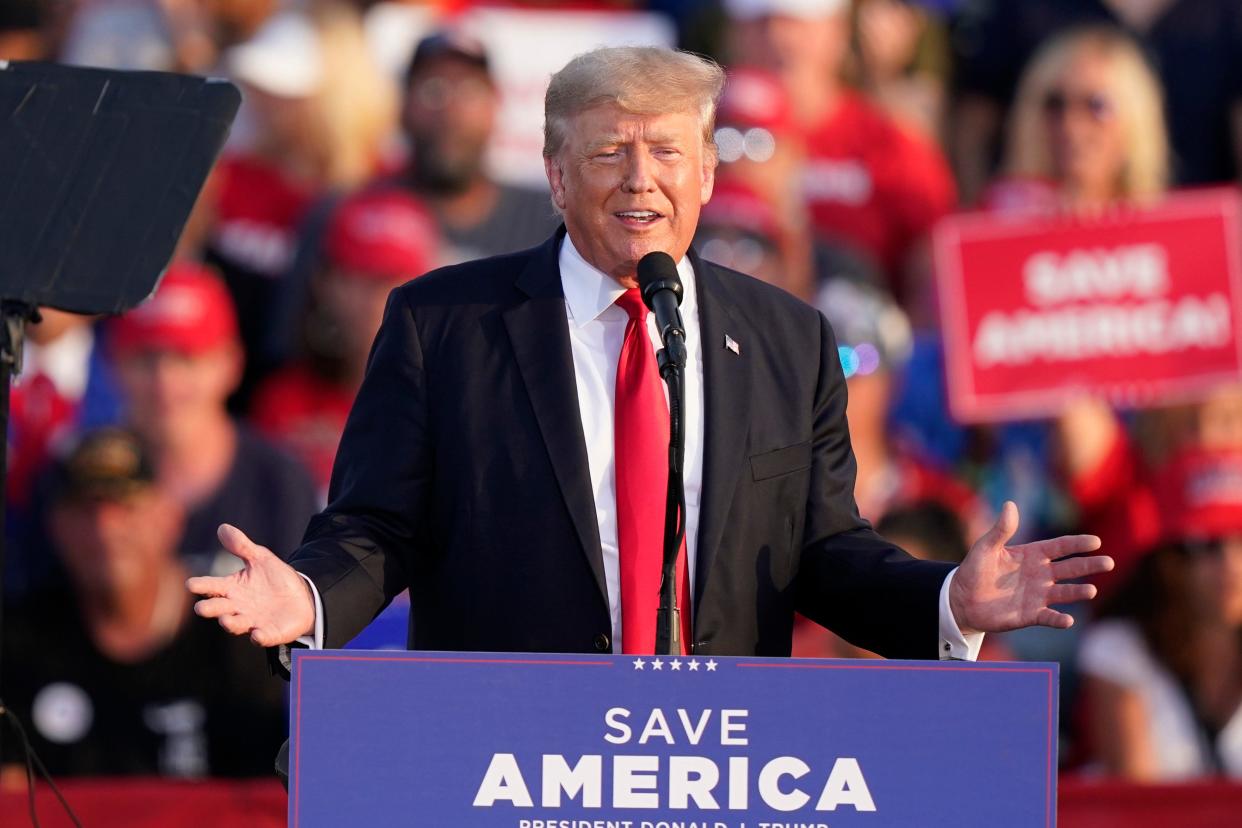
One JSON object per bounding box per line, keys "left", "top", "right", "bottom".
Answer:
{"left": 188, "top": 46, "right": 1111, "bottom": 661}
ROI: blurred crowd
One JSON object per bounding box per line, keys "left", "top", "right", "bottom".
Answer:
{"left": 2, "top": 0, "right": 1242, "bottom": 787}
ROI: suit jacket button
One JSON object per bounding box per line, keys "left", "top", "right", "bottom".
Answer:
{"left": 593, "top": 633, "right": 611, "bottom": 652}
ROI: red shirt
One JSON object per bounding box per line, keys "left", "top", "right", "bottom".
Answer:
{"left": 9, "top": 373, "right": 77, "bottom": 509}
{"left": 801, "top": 93, "right": 956, "bottom": 278}
{"left": 209, "top": 154, "right": 319, "bottom": 279}
{"left": 250, "top": 365, "right": 357, "bottom": 494}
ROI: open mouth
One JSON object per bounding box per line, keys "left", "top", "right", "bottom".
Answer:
{"left": 614, "top": 210, "right": 664, "bottom": 226}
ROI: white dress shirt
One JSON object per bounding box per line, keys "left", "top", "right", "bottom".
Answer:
{"left": 301, "top": 233, "right": 982, "bottom": 660}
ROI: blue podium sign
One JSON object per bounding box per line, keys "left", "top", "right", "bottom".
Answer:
{"left": 289, "top": 651, "right": 1057, "bottom": 828}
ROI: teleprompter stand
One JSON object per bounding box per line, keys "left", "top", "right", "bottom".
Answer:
{"left": 0, "top": 60, "right": 239, "bottom": 819}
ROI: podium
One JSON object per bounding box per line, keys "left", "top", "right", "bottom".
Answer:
{"left": 288, "top": 651, "right": 1058, "bottom": 827}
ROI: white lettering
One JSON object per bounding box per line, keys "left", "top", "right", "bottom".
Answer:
{"left": 677, "top": 709, "right": 712, "bottom": 745}
{"left": 757, "top": 756, "right": 810, "bottom": 812}
{"left": 971, "top": 294, "right": 1234, "bottom": 367}
{"left": 720, "top": 710, "right": 749, "bottom": 746}
{"left": 816, "top": 757, "right": 876, "bottom": 811}
{"left": 614, "top": 755, "right": 660, "bottom": 808}
{"left": 604, "top": 708, "right": 632, "bottom": 745}
{"left": 1022, "top": 244, "right": 1168, "bottom": 306}
{"left": 473, "top": 753, "right": 533, "bottom": 807}
{"left": 668, "top": 756, "right": 720, "bottom": 809}
{"left": 729, "top": 756, "right": 749, "bottom": 810}
{"left": 639, "top": 710, "right": 675, "bottom": 745}
{"left": 541, "top": 754, "right": 602, "bottom": 807}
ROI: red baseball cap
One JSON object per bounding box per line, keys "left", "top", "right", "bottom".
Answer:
{"left": 716, "top": 67, "right": 795, "bottom": 135}
{"left": 1153, "top": 447, "right": 1242, "bottom": 542}
{"left": 110, "top": 261, "right": 239, "bottom": 355}
{"left": 700, "top": 178, "right": 782, "bottom": 241}
{"left": 323, "top": 188, "right": 438, "bottom": 281}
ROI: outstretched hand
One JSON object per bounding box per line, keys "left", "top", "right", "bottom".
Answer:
{"left": 186, "top": 524, "right": 315, "bottom": 647}
{"left": 949, "top": 501, "right": 1114, "bottom": 635}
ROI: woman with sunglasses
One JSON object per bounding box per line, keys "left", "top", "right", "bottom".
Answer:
{"left": 1077, "top": 448, "right": 1242, "bottom": 779}
{"left": 983, "top": 25, "right": 1169, "bottom": 215}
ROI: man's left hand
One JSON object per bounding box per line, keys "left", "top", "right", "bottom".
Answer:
{"left": 950, "top": 501, "right": 1114, "bottom": 634}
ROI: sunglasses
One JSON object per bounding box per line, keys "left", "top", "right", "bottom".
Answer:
{"left": 1178, "top": 537, "right": 1241, "bottom": 560}
{"left": 714, "top": 126, "right": 777, "bottom": 164}
{"left": 1042, "top": 90, "right": 1115, "bottom": 122}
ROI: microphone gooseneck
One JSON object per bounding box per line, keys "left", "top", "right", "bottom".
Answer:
{"left": 636, "top": 251, "right": 687, "bottom": 373}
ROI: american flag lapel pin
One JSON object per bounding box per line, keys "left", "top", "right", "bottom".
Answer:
{"left": 724, "top": 334, "right": 740, "bottom": 355}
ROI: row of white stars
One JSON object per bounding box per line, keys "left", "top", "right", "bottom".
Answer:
{"left": 632, "top": 658, "right": 718, "bottom": 671}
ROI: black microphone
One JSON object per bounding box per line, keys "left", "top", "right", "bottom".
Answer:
{"left": 637, "top": 251, "right": 687, "bottom": 373}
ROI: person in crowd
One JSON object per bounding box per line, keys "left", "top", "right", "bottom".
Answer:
{"left": 251, "top": 187, "right": 440, "bottom": 496}
{"left": 9, "top": 311, "right": 124, "bottom": 515}
{"left": 1078, "top": 447, "right": 1242, "bottom": 779}
{"left": 1056, "top": 387, "right": 1242, "bottom": 600}
{"left": 698, "top": 66, "right": 886, "bottom": 302}
{"left": 988, "top": 25, "right": 1169, "bottom": 214}
{"left": 694, "top": 179, "right": 791, "bottom": 292}
{"left": 0, "top": 0, "right": 48, "bottom": 60}
{"left": 725, "top": 0, "right": 955, "bottom": 300}
{"left": 208, "top": 2, "right": 397, "bottom": 404}
{"left": 107, "top": 261, "right": 318, "bottom": 577}
{"left": 1009, "top": 28, "right": 1242, "bottom": 594}
{"left": 6, "top": 309, "right": 124, "bottom": 597}
{"left": 950, "top": 0, "right": 1242, "bottom": 204}
{"left": 851, "top": 0, "right": 950, "bottom": 139}
{"left": 0, "top": 427, "right": 286, "bottom": 778}
{"left": 394, "top": 29, "right": 560, "bottom": 261}
{"left": 898, "top": 25, "right": 1174, "bottom": 557}
{"left": 814, "top": 275, "right": 988, "bottom": 537}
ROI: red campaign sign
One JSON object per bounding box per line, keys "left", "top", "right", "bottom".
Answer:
{"left": 934, "top": 188, "right": 1242, "bottom": 422}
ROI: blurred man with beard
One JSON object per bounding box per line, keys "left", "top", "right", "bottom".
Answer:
{"left": 0, "top": 428, "right": 285, "bottom": 779}
{"left": 398, "top": 30, "right": 559, "bottom": 261}
{"left": 251, "top": 187, "right": 440, "bottom": 497}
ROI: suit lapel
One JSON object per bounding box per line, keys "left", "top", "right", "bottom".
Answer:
{"left": 502, "top": 230, "right": 608, "bottom": 606}
{"left": 692, "top": 252, "right": 752, "bottom": 614}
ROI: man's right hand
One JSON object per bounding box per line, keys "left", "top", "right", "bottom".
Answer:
{"left": 186, "top": 524, "right": 315, "bottom": 647}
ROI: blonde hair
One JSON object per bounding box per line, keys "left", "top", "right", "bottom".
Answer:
{"left": 1004, "top": 26, "right": 1169, "bottom": 201}
{"left": 303, "top": 0, "right": 398, "bottom": 188}
{"left": 543, "top": 46, "right": 725, "bottom": 161}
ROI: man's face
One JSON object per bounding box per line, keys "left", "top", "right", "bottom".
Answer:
{"left": 116, "top": 346, "right": 241, "bottom": 444}
{"left": 403, "top": 57, "right": 497, "bottom": 194}
{"left": 730, "top": 13, "right": 849, "bottom": 84}
{"left": 315, "top": 268, "right": 404, "bottom": 361}
{"left": 52, "top": 489, "right": 183, "bottom": 596}
{"left": 545, "top": 103, "right": 716, "bottom": 287}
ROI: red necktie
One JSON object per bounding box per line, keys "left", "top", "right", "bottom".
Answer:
{"left": 614, "top": 289, "right": 691, "bottom": 655}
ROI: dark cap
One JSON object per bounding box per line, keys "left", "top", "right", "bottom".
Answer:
{"left": 406, "top": 29, "right": 490, "bottom": 81}
{"left": 53, "top": 428, "right": 155, "bottom": 503}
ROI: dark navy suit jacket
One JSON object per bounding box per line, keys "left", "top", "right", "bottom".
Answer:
{"left": 288, "top": 228, "right": 952, "bottom": 658}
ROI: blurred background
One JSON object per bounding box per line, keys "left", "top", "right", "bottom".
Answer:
{"left": 2, "top": 0, "right": 1242, "bottom": 825}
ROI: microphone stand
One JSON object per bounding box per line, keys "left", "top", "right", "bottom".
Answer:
{"left": 654, "top": 336, "right": 687, "bottom": 657}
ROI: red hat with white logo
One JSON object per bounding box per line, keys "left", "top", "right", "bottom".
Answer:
{"left": 110, "top": 261, "right": 239, "bottom": 355}
{"left": 323, "top": 188, "right": 438, "bottom": 281}
{"left": 1154, "top": 447, "right": 1242, "bottom": 542}
{"left": 717, "top": 67, "right": 796, "bottom": 135}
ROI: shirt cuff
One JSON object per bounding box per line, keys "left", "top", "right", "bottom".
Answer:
{"left": 939, "top": 568, "right": 984, "bottom": 661}
{"left": 295, "top": 572, "right": 325, "bottom": 650}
